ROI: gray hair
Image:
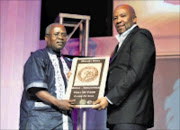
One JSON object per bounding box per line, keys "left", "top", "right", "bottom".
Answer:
{"left": 45, "top": 23, "right": 59, "bottom": 35}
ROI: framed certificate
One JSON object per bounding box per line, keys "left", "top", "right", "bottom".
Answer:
{"left": 65, "top": 57, "right": 110, "bottom": 108}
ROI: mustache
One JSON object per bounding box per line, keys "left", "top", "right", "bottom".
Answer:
{"left": 56, "top": 40, "right": 65, "bottom": 43}
{"left": 116, "top": 23, "right": 125, "bottom": 27}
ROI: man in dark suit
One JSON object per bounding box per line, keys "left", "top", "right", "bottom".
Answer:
{"left": 93, "top": 4, "right": 156, "bottom": 130}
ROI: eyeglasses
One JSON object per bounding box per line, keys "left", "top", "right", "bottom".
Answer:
{"left": 46, "top": 32, "right": 67, "bottom": 38}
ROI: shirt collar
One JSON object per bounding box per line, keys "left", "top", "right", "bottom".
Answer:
{"left": 115, "top": 24, "right": 137, "bottom": 42}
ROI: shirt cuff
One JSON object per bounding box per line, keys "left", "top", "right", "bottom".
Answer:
{"left": 105, "top": 96, "right": 113, "bottom": 105}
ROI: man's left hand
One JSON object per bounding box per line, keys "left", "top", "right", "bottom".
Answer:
{"left": 92, "top": 97, "right": 108, "bottom": 110}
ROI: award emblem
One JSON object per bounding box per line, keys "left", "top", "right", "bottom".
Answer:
{"left": 78, "top": 66, "right": 98, "bottom": 82}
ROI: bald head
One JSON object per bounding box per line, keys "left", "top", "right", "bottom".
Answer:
{"left": 114, "top": 4, "right": 136, "bottom": 19}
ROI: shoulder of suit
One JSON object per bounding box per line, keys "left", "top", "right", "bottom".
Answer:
{"left": 135, "top": 28, "right": 154, "bottom": 42}
{"left": 138, "top": 28, "right": 152, "bottom": 35}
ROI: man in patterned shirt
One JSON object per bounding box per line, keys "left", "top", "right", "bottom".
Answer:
{"left": 20, "top": 23, "right": 75, "bottom": 130}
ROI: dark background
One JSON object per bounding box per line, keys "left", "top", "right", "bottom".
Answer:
{"left": 40, "top": 0, "right": 113, "bottom": 39}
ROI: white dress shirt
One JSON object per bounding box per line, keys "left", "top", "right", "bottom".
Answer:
{"left": 115, "top": 24, "right": 137, "bottom": 51}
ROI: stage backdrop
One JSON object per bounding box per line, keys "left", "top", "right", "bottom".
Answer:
{"left": 1, "top": 0, "right": 179, "bottom": 129}
{"left": 0, "top": 0, "right": 41, "bottom": 129}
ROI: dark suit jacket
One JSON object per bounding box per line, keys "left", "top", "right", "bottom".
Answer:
{"left": 106, "top": 26, "right": 155, "bottom": 128}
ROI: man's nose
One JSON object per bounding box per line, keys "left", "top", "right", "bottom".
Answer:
{"left": 56, "top": 34, "right": 64, "bottom": 39}
{"left": 117, "top": 16, "right": 123, "bottom": 23}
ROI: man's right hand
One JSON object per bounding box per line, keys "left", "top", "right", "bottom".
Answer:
{"left": 36, "top": 90, "right": 75, "bottom": 111}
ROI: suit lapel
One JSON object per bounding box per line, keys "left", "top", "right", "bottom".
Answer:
{"left": 110, "top": 44, "right": 119, "bottom": 62}
{"left": 110, "top": 26, "right": 140, "bottom": 64}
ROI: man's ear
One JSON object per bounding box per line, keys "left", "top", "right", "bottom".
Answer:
{"left": 45, "top": 36, "right": 48, "bottom": 42}
{"left": 133, "top": 16, "right": 137, "bottom": 24}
